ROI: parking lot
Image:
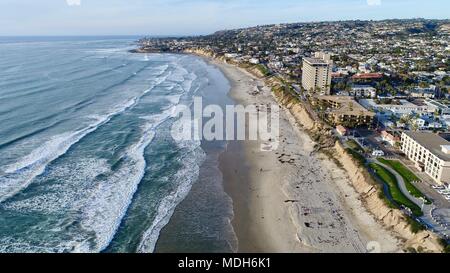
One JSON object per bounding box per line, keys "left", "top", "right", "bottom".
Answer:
{"left": 347, "top": 128, "right": 399, "bottom": 157}
{"left": 398, "top": 158, "right": 450, "bottom": 208}
{"left": 339, "top": 128, "right": 450, "bottom": 238}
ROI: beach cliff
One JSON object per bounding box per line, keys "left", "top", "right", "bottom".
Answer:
{"left": 333, "top": 142, "right": 442, "bottom": 252}
{"left": 184, "top": 47, "right": 443, "bottom": 253}
{"left": 266, "top": 72, "right": 442, "bottom": 253}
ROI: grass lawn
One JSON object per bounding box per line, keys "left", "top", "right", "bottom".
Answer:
{"left": 346, "top": 139, "right": 365, "bottom": 153}
{"left": 378, "top": 158, "right": 431, "bottom": 204}
{"left": 254, "top": 64, "right": 270, "bottom": 76}
{"left": 369, "top": 163, "right": 423, "bottom": 217}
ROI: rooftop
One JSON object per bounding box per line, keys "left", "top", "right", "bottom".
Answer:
{"left": 352, "top": 84, "right": 376, "bottom": 89}
{"left": 352, "top": 73, "right": 383, "bottom": 79}
{"left": 318, "top": 95, "right": 375, "bottom": 117}
{"left": 403, "top": 131, "right": 450, "bottom": 162}
{"left": 303, "top": 57, "right": 329, "bottom": 66}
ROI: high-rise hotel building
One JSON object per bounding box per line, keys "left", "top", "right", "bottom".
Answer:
{"left": 302, "top": 52, "right": 333, "bottom": 95}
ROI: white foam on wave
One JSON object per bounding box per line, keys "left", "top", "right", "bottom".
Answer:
{"left": 168, "top": 63, "right": 198, "bottom": 94}
{"left": 0, "top": 97, "right": 184, "bottom": 253}
{"left": 0, "top": 116, "right": 123, "bottom": 204}
{"left": 77, "top": 63, "right": 204, "bottom": 252}
{"left": 0, "top": 57, "right": 206, "bottom": 253}
{"left": 87, "top": 46, "right": 136, "bottom": 58}
{"left": 76, "top": 131, "right": 156, "bottom": 252}
{"left": 2, "top": 158, "right": 110, "bottom": 214}
{"left": 76, "top": 103, "right": 185, "bottom": 252}
{"left": 149, "top": 64, "right": 170, "bottom": 77}
{"left": 0, "top": 158, "right": 112, "bottom": 253}
{"left": 1, "top": 102, "right": 187, "bottom": 253}
{"left": 167, "top": 69, "right": 186, "bottom": 83}
{"left": 165, "top": 94, "right": 184, "bottom": 106}
{"left": 136, "top": 117, "right": 205, "bottom": 253}
{"left": 134, "top": 61, "right": 209, "bottom": 253}
{"left": 0, "top": 70, "right": 172, "bottom": 203}
{"left": 181, "top": 74, "right": 196, "bottom": 94}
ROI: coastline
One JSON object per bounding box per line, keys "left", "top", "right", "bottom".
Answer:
{"left": 210, "top": 58, "right": 402, "bottom": 253}
{"left": 152, "top": 51, "right": 441, "bottom": 253}
{"left": 215, "top": 62, "right": 311, "bottom": 252}
{"left": 154, "top": 55, "right": 237, "bottom": 253}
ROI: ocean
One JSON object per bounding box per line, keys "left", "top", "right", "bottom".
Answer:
{"left": 0, "top": 37, "right": 236, "bottom": 253}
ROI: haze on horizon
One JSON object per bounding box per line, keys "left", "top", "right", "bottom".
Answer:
{"left": 0, "top": 0, "right": 449, "bottom": 36}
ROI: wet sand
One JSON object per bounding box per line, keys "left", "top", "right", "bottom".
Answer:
{"left": 214, "top": 59, "right": 401, "bottom": 253}
{"left": 155, "top": 54, "right": 400, "bottom": 253}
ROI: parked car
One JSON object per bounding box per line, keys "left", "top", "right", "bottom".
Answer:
{"left": 372, "top": 150, "right": 385, "bottom": 157}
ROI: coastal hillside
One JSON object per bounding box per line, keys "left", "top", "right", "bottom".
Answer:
{"left": 181, "top": 46, "right": 445, "bottom": 252}
{"left": 270, "top": 79, "right": 443, "bottom": 253}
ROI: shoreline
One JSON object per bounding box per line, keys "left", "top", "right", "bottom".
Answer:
{"left": 214, "top": 62, "right": 311, "bottom": 252}
{"left": 151, "top": 51, "right": 440, "bottom": 253}
{"left": 210, "top": 58, "right": 402, "bottom": 253}
{"left": 154, "top": 55, "right": 238, "bottom": 253}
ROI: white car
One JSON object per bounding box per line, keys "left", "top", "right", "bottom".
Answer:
{"left": 372, "top": 150, "right": 385, "bottom": 157}
{"left": 432, "top": 185, "right": 445, "bottom": 190}
{"left": 444, "top": 195, "right": 450, "bottom": 201}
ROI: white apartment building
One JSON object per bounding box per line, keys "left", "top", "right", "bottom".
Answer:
{"left": 425, "top": 99, "right": 450, "bottom": 115}
{"left": 401, "top": 131, "right": 450, "bottom": 184}
{"left": 302, "top": 52, "right": 333, "bottom": 95}
{"left": 350, "top": 85, "right": 377, "bottom": 98}
{"left": 360, "top": 99, "right": 437, "bottom": 115}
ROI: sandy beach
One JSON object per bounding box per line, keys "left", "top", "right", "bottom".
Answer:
{"left": 214, "top": 59, "right": 401, "bottom": 253}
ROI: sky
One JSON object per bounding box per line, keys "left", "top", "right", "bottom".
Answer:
{"left": 0, "top": 0, "right": 449, "bottom": 36}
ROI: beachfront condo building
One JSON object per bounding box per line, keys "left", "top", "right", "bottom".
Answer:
{"left": 302, "top": 52, "right": 333, "bottom": 95}
{"left": 312, "top": 95, "right": 375, "bottom": 128}
{"left": 401, "top": 131, "right": 450, "bottom": 185}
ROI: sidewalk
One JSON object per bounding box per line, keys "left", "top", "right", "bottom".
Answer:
{"left": 372, "top": 158, "right": 449, "bottom": 239}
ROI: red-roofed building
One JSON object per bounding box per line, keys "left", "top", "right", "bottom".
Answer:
{"left": 331, "top": 72, "right": 344, "bottom": 78}
{"left": 336, "top": 125, "right": 348, "bottom": 136}
{"left": 381, "top": 130, "right": 401, "bottom": 146}
{"left": 352, "top": 73, "right": 383, "bottom": 80}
